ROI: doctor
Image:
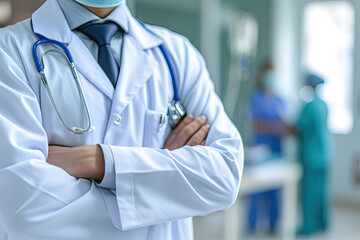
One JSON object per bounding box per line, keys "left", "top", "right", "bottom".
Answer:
{"left": 297, "top": 74, "right": 332, "bottom": 235}
{"left": 0, "top": 0, "right": 243, "bottom": 239}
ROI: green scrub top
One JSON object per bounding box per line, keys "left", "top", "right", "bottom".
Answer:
{"left": 297, "top": 97, "right": 332, "bottom": 169}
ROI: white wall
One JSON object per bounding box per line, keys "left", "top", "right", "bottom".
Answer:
{"left": 330, "top": 0, "right": 360, "bottom": 205}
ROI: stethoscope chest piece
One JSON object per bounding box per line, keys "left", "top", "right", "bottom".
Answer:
{"left": 168, "top": 100, "right": 187, "bottom": 128}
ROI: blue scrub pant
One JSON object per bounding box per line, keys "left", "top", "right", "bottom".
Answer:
{"left": 248, "top": 189, "right": 279, "bottom": 232}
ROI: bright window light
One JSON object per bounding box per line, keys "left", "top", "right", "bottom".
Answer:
{"left": 303, "top": 1, "right": 354, "bottom": 134}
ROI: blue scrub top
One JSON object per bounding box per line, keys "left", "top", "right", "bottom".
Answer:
{"left": 249, "top": 89, "right": 285, "bottom": 155}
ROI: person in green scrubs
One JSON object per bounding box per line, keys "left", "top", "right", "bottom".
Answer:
{"left": 297, "top": 74, "right": 332, "bottom": 235}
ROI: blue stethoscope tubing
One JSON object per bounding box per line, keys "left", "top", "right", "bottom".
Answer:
{"left": 137, "top": 20, "right": 187, "bottom": 126}
{"left": 32, "top": 36, "right": 74, "bottom": 72}
{"left": 159, "top": 44, "right": 180, "bottom": 102}
{"left": 31, "top": 19, "right": 187, "bottom": 134}
{"left": 137, "top": 19, "right": 181, "bottom": 102}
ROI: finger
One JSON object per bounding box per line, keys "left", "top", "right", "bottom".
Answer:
{"left": 163, "top": 115, "right": 194, "bottom": 148}
{"left": 186, "top": 124, "right": 210, "bottom": 146}
{"left": 200, "top": 140, "right": 206, "bottom": 146}
{"left": 171, "top": 116, "right": 207, "bottom": 148}
{"left": 165, "top": 115, "right": 194, "bottom": 146}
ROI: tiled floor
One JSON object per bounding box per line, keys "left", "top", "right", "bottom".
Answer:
{"left": 194, "top": 204, "right": 360, "bottom": 240}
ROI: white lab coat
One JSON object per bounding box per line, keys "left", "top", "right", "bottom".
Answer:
{"left": 0, "top": 0, "right": 243, "bottom": 239}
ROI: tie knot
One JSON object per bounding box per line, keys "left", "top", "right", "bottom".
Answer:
{"left": 79, "top": 22, "right": 119, "bottom": 47}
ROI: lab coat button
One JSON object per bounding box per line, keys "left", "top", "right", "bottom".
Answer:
{"left": 114, "top": 115, "right": 123, "bottom": 125}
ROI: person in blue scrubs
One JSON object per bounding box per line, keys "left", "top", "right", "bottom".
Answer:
{"left": 297, "top": 74, "right": 332, "bottom": 235}
{"left": 248, "top": 60, "right": 289, "bottom": 232}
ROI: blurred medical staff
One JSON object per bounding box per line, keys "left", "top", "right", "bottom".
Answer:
{"left": 248, "top": 60, "right": 289, "bottom": 232}
{"left": 297, "top": 74, "right": 332, "bottom": 235}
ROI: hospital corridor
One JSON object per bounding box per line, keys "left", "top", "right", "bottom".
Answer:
{"left": 0, "top": 0, "right": 360, "bottom": 240}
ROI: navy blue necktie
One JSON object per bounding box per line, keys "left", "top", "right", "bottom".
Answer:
{"left": 79, "top": 22, "right": 120, "bottom": 87}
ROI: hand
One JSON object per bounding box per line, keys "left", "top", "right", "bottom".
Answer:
{"left": 47, "top": 145, "right": 105, "bottom": 181}
{"left": 254, "top": 120, "right": 289, "bottom": 135}
{"left": 285, "top": 124, "right": 297, "bottom": 135}
{"left": 163, "top": 115, "right": 210, "bottom": 151}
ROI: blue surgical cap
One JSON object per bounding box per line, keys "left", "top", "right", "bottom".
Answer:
{"left": 306, "top": 74, "right": 325, "bottom": 86}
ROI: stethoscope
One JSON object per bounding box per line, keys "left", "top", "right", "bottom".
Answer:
{"left": 31, "top": 20, "right": 187, "bottom": 134}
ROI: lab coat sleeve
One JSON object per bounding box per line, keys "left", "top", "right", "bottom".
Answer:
{"left": 0, "top": 48, "right": 119, "bottom": 239}
{"left": 98, "top": 144, "right": 116, "bottom": 189}
{"left": 104, "top": 36, "right": 244, "bottom": 230}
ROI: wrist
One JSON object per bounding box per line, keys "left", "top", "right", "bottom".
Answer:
{"left": 73, "top": 145, "right": 104, "bottom": 181}
{"left": 93, "top": 145, "right": 105, "bottom": 181}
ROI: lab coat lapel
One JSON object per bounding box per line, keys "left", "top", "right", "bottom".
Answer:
{"left": 110, "top": 34, "right": 157, "bottom": 114}
{"left": 32, "top": 0, "right": 71, "bottom": 44}
{"left": 67, "top": 36, "right": 115, "bottom": 99}
{"left": 32, "top": 0, "right": 114, "bottom": 100}
{"left": 108, "top": 7, "right": 164, "bottom": 114}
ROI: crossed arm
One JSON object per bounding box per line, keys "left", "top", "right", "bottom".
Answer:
{"left": 47, "top": 115, "right": 210, "bottom": 182}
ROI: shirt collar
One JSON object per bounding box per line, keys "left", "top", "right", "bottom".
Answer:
{"left": 57, "top": 0, "right": 129, "bottom": 32}
{"left": 32, "top": 0, "right": 163, "bottom": 49}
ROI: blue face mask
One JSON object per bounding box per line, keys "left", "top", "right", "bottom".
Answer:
{"left": 263, "top": 71, "right": 276, "bottom": 91}
{"left": 75, "top": 0, "right": 124, "bottom": 8}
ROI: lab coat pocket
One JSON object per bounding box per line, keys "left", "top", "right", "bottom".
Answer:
{"left": 143, "top": 109, "right": 171, "bottom": 148}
